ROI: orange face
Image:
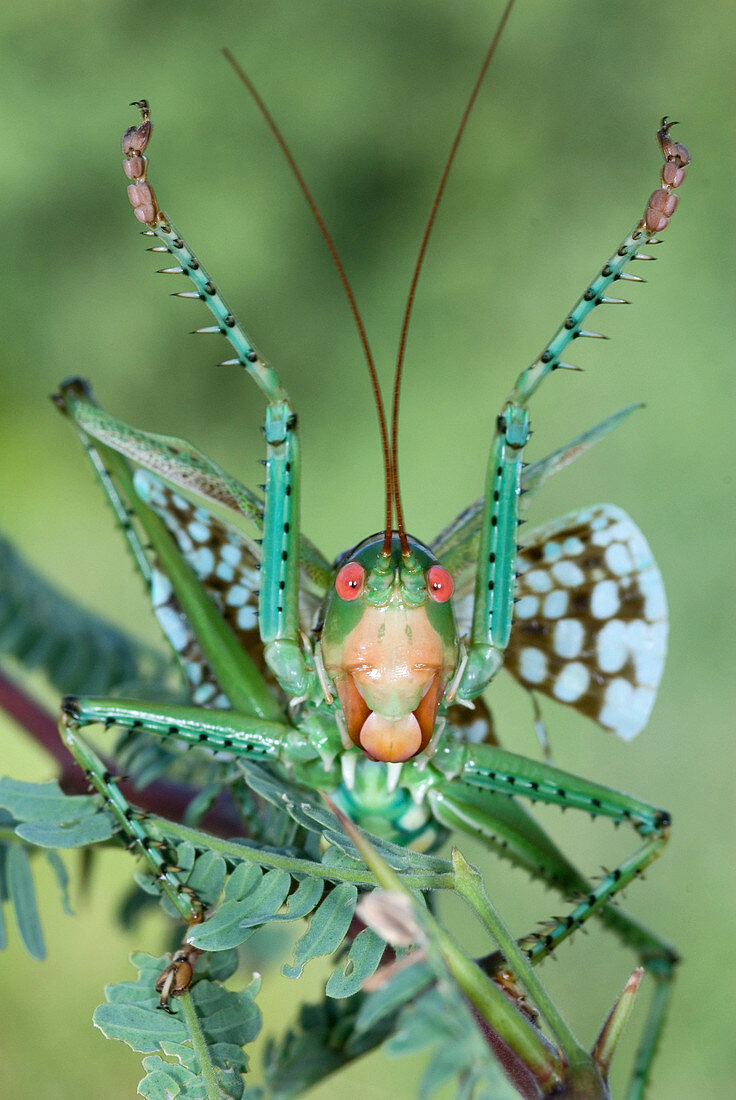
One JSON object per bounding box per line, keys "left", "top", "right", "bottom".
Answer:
{"left": 320, "top": 535, "right": 459, "bottom": 763}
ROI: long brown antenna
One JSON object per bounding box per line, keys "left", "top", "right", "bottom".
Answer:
{"left": 390, "top": 0, "right": 517, "bottom": 554}
{"left": 223, "top": 48, "right": 394, "bottom": 553}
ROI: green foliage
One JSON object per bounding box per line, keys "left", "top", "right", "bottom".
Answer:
{"left": 0, "top": 779, "right": 109, "bottom": 960}
{"left": 0, "top": 760, "right": 577, "bottom": 1097}
{"left": 0, "top": 777, "right": 114, "bottom": 847}
{"left": 325, "top": 928, "right": 385, "bottom": 998}
{"left": 94, "top": 952, "right": 262, "bottom": 1099}
{"left": 263, "top": 993, "right": 395, "bottom": 1098}
{"left": 0, "top": 769, "right": 515, "bottom": 1095}
{"left": 0, "top": 531, "right": 167, "bottom": 696}
{"left": 191, "top": 867, "right": 316, "bottom": 952}
{"left": 2, "top": 840, "right": 45, "bottom": 959}
{"left": 385, "top": 987, "right": 516, "bottom": 1100}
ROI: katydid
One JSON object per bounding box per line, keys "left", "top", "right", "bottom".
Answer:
{"left": 52, "top": 15, "right": 689, "bottom": 1097}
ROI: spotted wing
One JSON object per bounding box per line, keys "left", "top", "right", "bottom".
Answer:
{"left": 503, "top": 504, "right": 667, "bottom": 739}
{"left": 147, "top": 562, "right": 230, "bottom": 708}
{"left": 134, "top": 471, "right": 321, "bottom": 696}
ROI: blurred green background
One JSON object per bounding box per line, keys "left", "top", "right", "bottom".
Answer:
{"left": 1, "top": 1, "right": 733, "bottom": 1096}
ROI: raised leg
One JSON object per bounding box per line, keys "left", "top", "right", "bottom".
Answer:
{"left": 457, "top": 119, "right": 688, "bottom": 702}
{"left": 122, "top": 102, "right": 316, "bottom": 698}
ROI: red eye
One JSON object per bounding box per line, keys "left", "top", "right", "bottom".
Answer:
{"left": 427, "top": 565, "right": 453, "bottom": 602}
{"left": 335, "top": 561, "right": 366, "bottom": 600}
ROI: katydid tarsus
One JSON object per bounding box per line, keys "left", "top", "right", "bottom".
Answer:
{"left": 51, "top": 8, "right": 690, "bottom": 1096}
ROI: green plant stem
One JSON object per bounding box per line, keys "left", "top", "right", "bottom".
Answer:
{"left": 327, "top": 797, "right": 564, "bottom": 1091}
{"left": 428, "top": 921, "right": 564, "bottom": 1091}
{"left": 147, "top": 813, "right": 455, "bottom": 891}
{"left": 452, "top": 848, "right": 588, "bottom": 1068}
{"left": 179, "top": 991, "right": 222, "bottom": 1100}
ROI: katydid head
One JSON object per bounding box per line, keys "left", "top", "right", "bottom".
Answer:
{"left": 225, "top": 10, "right": 514, "bottom": 754}
{"left": 314, "top": 11, "right": 510, "bottom": 761}
{"left": 321, "top": 534, "right": 459, "bottom": 763}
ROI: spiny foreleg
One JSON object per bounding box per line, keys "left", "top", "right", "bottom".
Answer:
{"left": 122, "top": 101, "right": 315, "bottom": 699}
{"left": 457, "top": 119, "right": 689, "bottom": 701}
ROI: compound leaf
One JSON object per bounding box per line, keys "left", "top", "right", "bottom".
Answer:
{"left": 193, "top": 867, "right": 295, "bottom": 953}
{"left": 386, "top": 987, "right": 516, "bottom": 1100}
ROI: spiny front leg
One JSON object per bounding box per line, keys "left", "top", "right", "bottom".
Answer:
{"left": 510, "top": 118, "right": 689, "bottom": 407}
{"left": 122, "top": 101, "right": 316, "bottom": 699}
{"left": 457, "top": 118, "right": 688, "bottom": 701}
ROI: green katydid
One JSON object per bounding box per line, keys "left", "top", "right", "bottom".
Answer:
{"left": 50, "top": 15, "right": 689, "bottom": 1097}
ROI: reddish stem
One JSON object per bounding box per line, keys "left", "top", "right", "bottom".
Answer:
{"left": 0, "top": 670, "right": 244, "bottom": 837}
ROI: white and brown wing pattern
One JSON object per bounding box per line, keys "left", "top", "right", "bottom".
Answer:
{"left": 134, "top": 469, "right": 263, "bottom": 703}
{"left": 504, "top": 505, "right": 668, "bottom": 740}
